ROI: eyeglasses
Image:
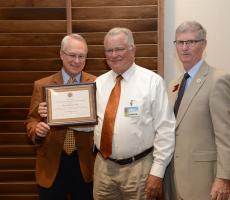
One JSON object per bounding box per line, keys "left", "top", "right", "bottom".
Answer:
{"left": 62, "top": 50, "right": 86, "bottom": 61}
{"left": 173, "top": 39, "right": 204, "bottom": 48}
{"left": 104, "top": 47, "right": 130, "bottom": 54}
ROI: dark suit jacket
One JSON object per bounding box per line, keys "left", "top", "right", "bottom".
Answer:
{"left": 25, "top": 71, "right": 96, "bottom": 188}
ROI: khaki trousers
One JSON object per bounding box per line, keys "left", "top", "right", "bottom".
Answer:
{"left": 93, "top": 152, "right": 153, "bottom": 200}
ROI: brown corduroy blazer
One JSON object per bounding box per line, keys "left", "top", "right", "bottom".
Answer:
{"left": 25, "top": 71, "right": 96, "bottom": 188}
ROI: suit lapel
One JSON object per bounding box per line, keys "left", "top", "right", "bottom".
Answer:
{"left": 80, "top": 71, "right": 92, "bottom": 83}
{"left": 176, "top": 62, "right": 209, "bottom": 128}
{"left": 169, "top": 76, "right": 183, "bottom": 103}
{"left": 50, "top": 71, "right": 63, "bottom": 84}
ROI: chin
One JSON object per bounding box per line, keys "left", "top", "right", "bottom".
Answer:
{"left": 110, "top": 66, "right": 122, "bottom": 73}
{"left": 181, "top": 58, "right": 192, "bottom": 64}
{"left": 71, "top": 71, "right": 81, "bottom": 76}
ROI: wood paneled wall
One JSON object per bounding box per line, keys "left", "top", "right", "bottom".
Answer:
{"left": 0, "top": 0, "right": 163, "bottom": 199}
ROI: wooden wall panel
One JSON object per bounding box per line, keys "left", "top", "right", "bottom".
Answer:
{"left": 0, "top": 84, "right": 33, "bottom": 96}
{"left": 72, "top": 19, "right": 157, "bottom": 33}
{"left": 0, "top": 34, "right": 65, "bottom": 46}
{"left": 72, "top": 0, "right": 158, "bottom": 6}
{"left": 0, "top": 109, "right": 28, "bottom": 120}
{"left": 0, "top": 8, "right": 65, "bottom": 20}
{"left": 0, "top": 59, "right": 62, "bottom": 71}
{"left": 0, "top": 0, "right": 163, "bottom": 199}
{"left": 0, "top": 182, "right": 36, "bottom": 193}
{"left": 0, "top": 97, "right": 31, "bottom": 108}
{"left": 0, "top": 122, "right": 26, "bottom": 133}
{"left": 0, "top": 32, "right": 157, "bottom": 46}
{"left": 0, "top": 145, "right": 35, "bottom": 157}
{"left": 72, "top": 6, "right": 157, "bottom": 19}
{"left": 70, "top": 0, "right": 160, "bottom": 75}
{"left": 0, "top": 169, "right": 35, "bottom": 181}
{"left": 0, "top": 133, "right": 31, "bottom": 144}
{"left": 0, "top": 21, "right": 66, "bottom": 33}
{"left": 0, "top": 1, "right": 65, "bottom": 199}
{"left": 0, "top": 72, "right": 55, "bottom": 83}
{"left": 0, "top": 45, "right": 157, "bottom": 59}
{"left": 0, "top": 0, "right": 66, "bottom": 7}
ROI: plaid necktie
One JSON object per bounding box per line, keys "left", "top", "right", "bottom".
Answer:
{"left": 63, "top": 77, "right": 76, "bottom": 155}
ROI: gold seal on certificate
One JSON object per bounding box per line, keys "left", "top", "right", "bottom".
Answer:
{"left": 45, "top": 83, "right": 97, "bottom": 126}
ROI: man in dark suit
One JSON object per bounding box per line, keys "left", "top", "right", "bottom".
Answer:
{"left": 168, "top": 21, "right": 230, "bottom": 200}
{"left": 25, "top": 34, "right": 96, "bottom": 200}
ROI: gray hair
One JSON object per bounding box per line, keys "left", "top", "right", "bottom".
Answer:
{"left": 175, "top": 21, "right": 207, "bottom": 40}
{"left": 104, "top": 27, "right": 135, "bottom": 47}
{"left": 60, "top": 34, "right": 88, "bottom": 52}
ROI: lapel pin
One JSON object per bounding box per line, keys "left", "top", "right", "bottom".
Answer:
{"left": 196, "top": 78, "right": 202, "bottom": 83}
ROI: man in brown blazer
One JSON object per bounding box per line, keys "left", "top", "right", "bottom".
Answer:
{"left": 168, "top": 21, "right": 230, "bottom": 200}
{"left": 25, "top": 34, "right": 96, "bottom": 200}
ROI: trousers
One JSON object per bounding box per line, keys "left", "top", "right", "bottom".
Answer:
{"left": 37, "top": 150, "right": 93, "bottom": 200}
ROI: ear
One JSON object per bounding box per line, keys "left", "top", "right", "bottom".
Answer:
{"left": 60, "top": 50, "right": 64, "bottom": 61}
{"left": 130, "top": 45, "right": 136, "bottom": 53}
{"left": 202, "top": 39, "right": 207, "bottom": 48}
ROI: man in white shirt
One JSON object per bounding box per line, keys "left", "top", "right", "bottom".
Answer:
{"left": 93, "top": 27, "right": 175, "bottom": 200}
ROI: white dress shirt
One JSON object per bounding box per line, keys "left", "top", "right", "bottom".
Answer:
{"left": 94, "top": 63, "right": 175, "bottom": 177}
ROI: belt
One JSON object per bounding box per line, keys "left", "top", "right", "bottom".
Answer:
{"left": 97, "top": 147, "right": 153, "bottom": 165}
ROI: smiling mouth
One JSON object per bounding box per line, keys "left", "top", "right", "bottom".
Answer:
{"left": 110, "top": 58, "right": 122, "bottom": 62}
{"left": 71, "top": 64, "right": 82, "bottom": 68}
{"left": 181, "top": 53, "right": 190, "bottom": 56}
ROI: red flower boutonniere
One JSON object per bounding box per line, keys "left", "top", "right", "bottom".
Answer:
{"left": 172, "top": 84, "right": 179, "bottom": 92}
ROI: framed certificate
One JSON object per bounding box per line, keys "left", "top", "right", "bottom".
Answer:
{"left": 45, "top": 83, "right": 97, "bottom": 126}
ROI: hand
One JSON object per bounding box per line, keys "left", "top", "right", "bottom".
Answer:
{"left": 145, "top": 175, "right": 163, "bottom": 200}
{"left": 35, "top": 122, "right": 50, "bottom": 138}
{"left": 38, "top": 102, "right": 47, "bottom": 118}
{"left": 210, "top": 177, "right": 230, "bottom": 200}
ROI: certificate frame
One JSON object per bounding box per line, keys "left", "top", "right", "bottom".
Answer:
{"left": 45, "top": 82, "right": 97, "bottom": 126}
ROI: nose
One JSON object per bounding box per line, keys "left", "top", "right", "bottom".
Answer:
{"left": 182, "top": 42, "right": 189, "bottom": 50}
{"left": 73, "top": 56, "right": 80, "bottom": 62}
{"left": 111, "top": 49, "right": 119, "bottom": 57}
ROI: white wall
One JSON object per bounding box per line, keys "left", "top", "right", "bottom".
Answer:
{"left": 164, "top": 0, "right": 230, "bottom": 85}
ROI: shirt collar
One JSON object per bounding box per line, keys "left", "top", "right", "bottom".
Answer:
{"left": 187, "top": 59, "right": 204, "bottom": 79}
{"left": 61, "top": 68, "right": 81, "bottom": 84}
{"left": 111, "top": 63, "right": 136, "bottom": 82}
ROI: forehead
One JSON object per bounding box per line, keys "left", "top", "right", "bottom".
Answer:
{"left": 63, "top": 38, "right": 87, "bottom": 52}
{"left": 176, "top": 31, "right": 199, "bottom": 40}
{"left": 104, "top": 33, "right": 128, "bottom": 47}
